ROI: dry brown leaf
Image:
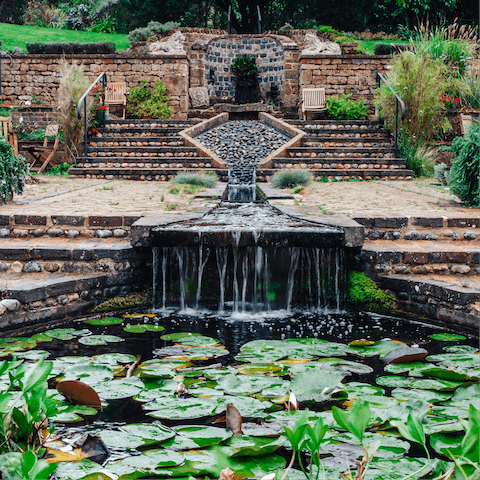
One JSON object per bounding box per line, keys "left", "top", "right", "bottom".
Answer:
{"left": 226, "top": 403, "right": 242, "bottom": 435}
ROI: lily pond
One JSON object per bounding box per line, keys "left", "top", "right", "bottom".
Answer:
{"left": 0, "top": 310, "right": 479, "bottom": 480}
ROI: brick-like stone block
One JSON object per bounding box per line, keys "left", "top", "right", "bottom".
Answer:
{"left": 14, "top": 215, "right": 47, "bottom": 226}
{"left": 403, "top": 252, "right": 429, "bottom": 264}
{"left": 429, "top": 252, "right": 470, "bottom": 264}
{"left": 374, "top": 217, "right": 408, "bottom": 229}
{"left": 52, "top": 215, "right": 85, "bottom": 226}
{"left": 88, "top": 216, "right": 122, "bottom": 227}
{"left": 447, "top": 218, "right": 480, "bottom": 228}
{"left": 411, "top": 216, "right": 444, "bottom": 228}
{"left": 0, "top": 215, "right": 11, "bottom": 226}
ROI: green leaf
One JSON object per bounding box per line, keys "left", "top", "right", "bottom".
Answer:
{"left": 376, "top": 375, "right": 471, "bottom": 391}
{"left": 290, "top": 371, "right": 345, "bottom": 402}
{"left": 145, "top": 397, "right": 218, "bottom": 419}
{"left": 92, "top": 377, "right": 144, "bottom": 400}
{"left": 78, "top": 335, "right": 124, "bottom": 346}
{"left": 84, "top": 317, "right": 124, "bottom": 326}
{"left": 22, "top": 358, "right": 53, "bottom": 392}
{"left": 123, "top": 324, "right": 165, "bottom": 333}
{"left": 61, "top": 365, "right": 114, "bottom": 384}
{"left": 44, "top": 328, "right": 91, "bottom": 340}
{"left": 332, "top": 399, "right": 371, "bottom": 442}
{"left": 430, "top": 333, "right": 467, "bottom": 341}
{"left": 162, "top": 425, "right": 231, "bottom": 450}
{"left": 392, "top": 412, "right": 426, "bottom": 447}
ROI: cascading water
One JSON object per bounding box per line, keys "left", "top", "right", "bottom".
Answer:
{"left": 152, "top": 240, "right": 346, "bottom": 314}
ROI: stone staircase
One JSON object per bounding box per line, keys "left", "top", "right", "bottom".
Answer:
{"left": 277, "top": 120, "right": 413, "bottom": 180}
{"left": 69, "top": 119, "right": 219, "bottom": 181}
{"left": 69, "top": 118, "right": 413, "bottom": 181}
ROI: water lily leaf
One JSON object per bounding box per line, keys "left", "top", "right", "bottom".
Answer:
{"left": 421, "top": 367, "right": 479, "bottom": 382}
{"left": 290, "top": 371, "right": 345, "bottom": 402}
{"left": 134, "top": 380, "right": 178, "bottom": 401}
{"left": 78, "top": 335, "right": 124, "bottom": 346}
{"left": 444, "top": 345, "right": 478, "bottom": 353}
{"left": 241, "top": 422, "right": 283, "bottom": 437}
{"left": 366, "top": 457, "right": 433, "bottom": 479}
{"left": 52, "top": 405, "right": 99, "bottom": 423}
{"left": 236, "top": 363, "right": 284, "bottom": 375}
{"left": 341, "top": 382, "right": 384, "bottom": 399}
{"left": 121, "top": 423, "right": 176, "bottom": 444}
{"left": 427, "top": 353, "right": 479, "bottom": 369}
{"left": 92, "top": 353, "right": 137, "bottom": 365}
{"left": 45, "top": 328, "right": 91, "bottom": 340}
{"left": 423, "top": 416, "right": 464, "bottom": 435}
{"left": 100, "top": 430, "right": 146, "bottom": 450}
{"left": 107, "top": 449, "right": 184, "bottom": 476}
{"left": 146, "top": 397, "right": 218, "bottom": 419}
{"left": 56, "top": 380, "right": 102, "bottom": 409}
{"left": 123, "top": 313, "right": 156, "bottom": 319}
{"left": 384, "top": 362, "right": 434, "bottom": 377}
{"left": 349, "top": 339, "right": 376, "bottom": 347}
{"left": 31, "top": 333, "right": 53, "bottom": 342}
{"left": 383, "top": 347, "right": 428, "bottom": 364}
{"left": 175, "top": 335, "right": 220, "bottom": 346}
{"left": 319, "top": 443, "right": 364, "bottom": 470}
{"left": 348, "top": 340, "right": 406, "bottom": 358}
{"left": 391, "top": 388, "right": 452, "bottom": 403}
{"left": 450, "top": 384, "right": 480, "bottom": 402}
{"left": 227, "top": 453, "right": 286, "bottom": 478}
{"left": 124, "top": 324, "right": 165, "bottom": 333}
{"left": 93, "top": 377, "right": 144, "bottom": 400}
{"left": 135, "top": 363, "right": 176, "bottom": 379}
{"left": 101, "top": 424, "right": 174, "bottom": 450}
{"left": 376, "top": 376, "right": 471, "bottom": 391}
{"left": 220, "top": 435, "right": 285, "bottom": 457}
{"left": 166, "top": 346, "right": 229, "bottom": 361}
{"left": 55, "top": 459, "right": 106, "bottom": 480}
{"left": 162, "top": 425, "right": 231, "bottom": 450}
{"left": 161, "top": 332, "right": 203, "bottom": 341}
{"left": 429, "top": 432, "right": 463, "bottom": 457}
{"left": 61, "top": 365, "right": 114, "bottom": 384}
{"left": 429, "top": 333, "right": 467, "bottom": 341}
{"left": 84, "top": 318, "right": 123, "bottom": 326}
{"left": 215, "top": 396, "right": 274, "bottom": 418}
{"left": 0, "top": 337, "right": 37, "bottom": 356}
{"left": 13, "top": 349, "right": 50, "bottom": 360}
{"left": 216, "top": 374, "right": 285, "bottom": 396}
{"left": 333, "top": 432, "right": 410, "bottom": 459}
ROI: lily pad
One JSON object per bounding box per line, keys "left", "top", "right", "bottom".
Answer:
{"left": 220, "top": 435, "right": 285, "bottom": 457}
{"left": 123, "top": 324, "right": 165, "bottom": 333}
{"left": 160, "top": 332, "right": 203, "bottom": 341}
{"left": 391, "top": 388, "right": 452, "bottom": 403}
{"left": 52, "top": 405, "right": 99, "bottom": 423}
{"left": 0, "top": 337, "right": 37, "bottom": 356}
{"left": 145, "top": 397, "right": 218, "bottom": 419}
{"left": 429, "top": 333, "right": 467, "bottom": 341}
{"left": 421, "top": 367, "right": 478, "bottom": 382}
{"left": 162, "top": 425, "right": 231, "bottom": 450}
{"left": 107, "top": 449, "right": 184, "bottom": 476}
{"left": 45, "top": 328, "right": 91, "bottom": 340}
{"left": 61, "top": 365, "right": 114, "bottom": 384}
{"left": 426, "top": 353, "right": 479, "bottom": 369}
{"left": 55, "top": 460, "right": 107, "bottom": 480}
{"left": 214, "top": 396, "right": 274, "bottom": 418}
{"left": 383, "top": 347, "right": 428, "bottom": 364}
{"left": 12, "top": 349, "right": 49, "bottom": 360}
{"left": 134, "top": 363, "right": 176, "bottom": 379}
{"left": 376, "top": 375, "right": 471, "bottom": 391}
{"left": 236, "top": 363, "right": 284, "bottom": 376}
{"left": 93, "top": 377, "right": 144, "bottom": 400}
{"left": 78, "top": 335, "right": 124, "bottom": 346}
{"left": 444, "top": 345, "right": 478, "bottom": 353}
{"left": 84, "top": 317, "right": 123, "bottom": 326}
{"left": 290, "top": 371, "right": 345, "bottom": 402}
{"left": 30, "top": 333, "right": 53, "bottom": 342}
{"left": 366, "top": 457, "right": 433, "bottom": 479}
{"left": 166, "top": 346, "right": 229, "bottom": 361}
{"left": 92, "top": 353, "right": 137, "bottom": 365}
{"left": 348, "top": 340, "right": 406, "bottom": 358}
{"left": 333, "top": 432, "right": 410, "bottom": 459}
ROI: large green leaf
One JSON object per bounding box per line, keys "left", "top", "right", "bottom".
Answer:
{"left": 52, "top": 405, "right": 98, "bottom": 423}
{"left": 348, "top": 340, "right": 406, "bottom": 358}
{"left": 107, "top": 449, "right": 184, "bottom": 476}
{"left": 61, "top": 364, "right": 114, "bottom": 384}
{"left": 78, "top": 335, "right": 124, "bottom": 346}
{"left": 146, "top": 397, "right": 218, "bottom": 419}
{"left": 162, "top": 425, "right": 231, "bottom": 450}
{"left": 124, "top": 324, "right": 165, "bottom": 333}
{"left": 133, "top": 380, "right": 178, "bottom": 402}
{"left": 391, "top": 388, "right": 452, "bottom": 403}
{"left": 427, "top": 353, "right": 479, "bottom": 369}
{"left": 290, "top": 371, "right": 345, "bottom": 402}
{"left": 101, "top": 423, "right": 175, "bottom": 449}
{"left": 0, "top": 337, "right": 37, "bottom": 356}
{"left": 219, "top": 435, "right": 285, "bottom": 457}
{"left": 84, "top": 317, "right": 123, "bottom": 326}
{"left": 429, "top": 333, "right": 466, "bottom": 342}
{"left": 421, "top": 367, "right": 479, "bottom": 382}
{"left": 93, "top": 377, "right": 144, "bottom": 400}
{"left": 55, "top": 460, "right": 106, "bottom": 480}
{"left": 92, "top": 353, "right": 137, "bottom": 365}
{"left": 366, "top": 457, "right": 433, "bottom": 479}
{"left": 430, "top": 432, "right": 463, "bottom": 457}
{"left": 333, "top": 432, "right": 410, "bottom": 459}
{"left": 376, "top": 376, "right": 471, "bottom": 391}
{"left": 214, "top": 396, "right": 274, "bottom": 417}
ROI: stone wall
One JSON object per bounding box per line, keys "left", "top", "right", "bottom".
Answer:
{"left": 300, "top": 55, "right": 390, "bottom": 101}
{"left": 0, "top": 54, "right": 189, "bottom": 119}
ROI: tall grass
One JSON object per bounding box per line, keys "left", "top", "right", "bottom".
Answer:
{"left": 271, "top": 169, "right": 312, "bottom": 189}
{"left": 411, "top": 21, "right": 477, "bottom": 77}
{"left": 0, "top": 22, "right": 129, "bottom": 52}
{"left": 460, "top": 67, "right": 480, "bottom": 110}
{"left": 171, "top": 172, "right": 218, "bottom": 187}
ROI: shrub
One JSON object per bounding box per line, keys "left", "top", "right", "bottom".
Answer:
{"left": 0, "top": 141, "right": 29, "bottom": 204}
{"left": 333, "top": 36, "right": 352, "bottom": 44}
{"left": 326, "top": 94, "right": 367, "bottom": 120}
{"left": 58, "top": 61, "right": 91, "bottom": 159}
{"left": 449, "top": 120, "right": 479, "bottom": 206}
{"left": 271, "top": 169, "right": 312, "bottom": 189}
{"left": 376, "top": 52, "right": 452, "bottom": 148}
{"left": 317, "top": 25, "right": 340, "bottom": 39}
{"left": 346, "top": 271, "right": 396, "bottom": 311}
{"left": 373, "top": 42, "right": 409, "bottom": 55}
{"left": 22, "top": 0, "right": 64, "bottom": 28}
{"left": 459, "top": 67, "right": 480, "bottom": 110}
{"left": 127, "top": 20, "right": 180, "bottom": 42}
{"left": 279, "top": 23, "right": 294, "bottom": 32}
{"left": 399, "top": 140, "right": 436, "bottom": 177}
{"left": 25, "top": 42, "right": 116, "bottom": 54}
{"left": 433, "top": 162, "right": 450, "bottom": 185}
{"left": 127, "top": 80, "right": 173, "bottom": 119}
{"left": 231, "top": 55, "right": 259, "bottom": 78}
{"left": 171, "top": 172, "right": 217, "bottom": 187}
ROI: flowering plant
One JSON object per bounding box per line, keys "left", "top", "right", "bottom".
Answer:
{"left": 440, "top": 95, "right": 461, "bottom": 112}
{"left": 89, "top": 80, "right": 107, "bottom": 129}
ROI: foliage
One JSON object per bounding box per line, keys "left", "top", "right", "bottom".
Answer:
{"left": 231, "top": 55, "right": 259, "bottom": 78}
{"left": 271, "top": 169, "right": 312, "bottom": 189}
{"left": 327, "top": 94, "right": 368, "bottom": 120}
{"left": 171, "top": 172, "right": 218, "bottom": 187}
{"left": 459, "top": 67, "right": 480, "bottom": 110}
{"left": 88, "top": 14, "right": 117, "bottom": 33}
{"left": 317, "top": 25, "right": 340, "bottom": 38}
{"left": 399, "top": 140, "right": 435, "bottom": 177}
{"left": 127, "top": 80, "right": 173, "bottom": 119}
{"left": 22, "top": 0, "right": 64, "bottom": 28}
{"left": 333, "top": 35, "right": 352, "bottom": 43}
{"left": 127, "top": 20, "right": 180, "bottom": 42}
{"left": 449, "top": 120, "right": 480, "bottom": 206}
{"left": 411, "top": 21, "right": 477, "bottom": 77}
{"left": 0, "top": 22, "right": 129, "bottom": 52}
{"left": 347, "top": 271, "right": 396, "bottom": 310}
{"left": 58, "top": 61, "right": 91, "bottom": 160}
{"left": 433, "top": 162, "right": 450, "bottom": 185}
{"left": 43, "top": 162, "right": 71, "bottom": 176}
{"left": 92, "top": 291, "right": 150, "bottom": 312}
{"left": 373, "top": 42, "right": 409, "bottom": 55}
{"left": 25, "top": 42, "right": 116, "bottom": 54}
{"left": 376, "top": 52, "right": 452, "bottom": 148}
{"left": 0, "top": 142, "right": 29, "bottom": 203}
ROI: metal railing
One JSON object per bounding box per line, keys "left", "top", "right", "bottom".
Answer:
{"left": 77, "top": 72, "right": 106, "bottom": 157}
{"left": 376, "top": 72, "right": 405, "bottom": 158}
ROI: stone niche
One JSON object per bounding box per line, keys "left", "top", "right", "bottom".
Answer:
{"left": 205, "top": 36, "right": 285, "bottom": 104}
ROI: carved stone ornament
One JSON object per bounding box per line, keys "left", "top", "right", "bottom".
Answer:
{"left": 302, "top": 32, "right": 342, "bottom": 55}
{"left": 149, "top": 30, "right": 186, "bottom": 55}
{"left": 189, "top": 87, "right": 210, "bottom": 108}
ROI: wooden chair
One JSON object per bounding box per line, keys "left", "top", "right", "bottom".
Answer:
{"left": 105, "top": 82, "right": 127, "bottom": 119}
{"left": 300, "top": 88, "right": 326, "bottom": 120}
{"left": 23, "top": 124, "right": 60, "bottom": 174}
{"left": 1, "top": 117, "right": 18, "bottom": 154}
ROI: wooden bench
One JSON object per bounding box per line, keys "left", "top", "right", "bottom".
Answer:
{"left": 300, "top": 88, "right": 326, "bottom": 120}
{"left": 105, "top": 82, "right": 127, "bottom": 119}
{"left": 1, "top": 117, "right": 18, "bottom": 154}
{"left": 23, "top": 124, "right": 60, "bottom": 174}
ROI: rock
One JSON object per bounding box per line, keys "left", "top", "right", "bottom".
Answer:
{"left": 0, "top": 299, "right": 21, "bottom": 311}
{"left": 45, "top": 262, "right": 60, "bottom": 272}
{"left": 32, "top": 228, "right": 46, "bottom": 237}
{"left": 66, "top": 230, "right": 80, "bottom": 238}
{"left": 10, "top": 261, "right": 23, "bottom": 273}
{"left": 384, "top": 231, "right": 401, "bottom": 240}
{"left": 149, "top": 30, "right": 186, "bottom": 55}
{"left": 113, "top": 229, "right": 127, "bottom": 238}
{"left": 404, "top": 231, "right": 420, "bottom": 240}
{"left": 368, "top": 229, "right": 384, "bottom": 240}
{"left": 0, "top": 263, "right": 10, "bottom": 272}
{"left": 422, "top": 233, "right": 438, "bottom": 241}
{"left": 302, "top": 32, "right": 342, "bottom": 55}
{"left": 96, "top": 229, "right": 113, "bottom": 238}
{"left": 0, "top": 228, "right": 11, "bottom": 237}
{"left": 463, "top": 231, "right": 478, "bottom": 240}
{"left": 189, "top": 87, "right": 210, "bottom": 108}
{"left": 23, "top": 261, "right": 42, "bottom": 273}
{"left": 48, "top": 228, "right": 64, "bottom": 237}
{"left": 0, "top": 305, "right": 6, "bottom": 316}
{"left": 451, "top": 265, "right": 471, "bottom": 274}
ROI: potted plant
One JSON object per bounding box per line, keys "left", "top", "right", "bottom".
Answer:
{"left": 0, "top": 141, "right": 29, "bottom": 204}
{"left": 230, "top": 55, "right": 260, "bottom": 104}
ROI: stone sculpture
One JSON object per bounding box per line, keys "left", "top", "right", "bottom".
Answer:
{"left": 189, "top": 87, "right": 210, "bottom": 108}
{"left": 149, "top": 30, "right": 186, "bottom": 55}
{"left": 302, "top": 32, "right": 342, "bottom": 55}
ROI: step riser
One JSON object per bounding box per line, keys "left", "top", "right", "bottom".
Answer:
{"left": 275, "top": 163, "right": 407, "bottom": 170}
{"left": 76, "top": 161, "right": 213, "bottom": 168}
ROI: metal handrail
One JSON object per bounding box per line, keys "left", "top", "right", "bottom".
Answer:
{"left": 77, "top": 72, "right": 106, "bottom": 157}
{"left": 376, "top": 72, "right": 405, "bottom": 158}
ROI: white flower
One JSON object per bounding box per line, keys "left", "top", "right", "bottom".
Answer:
{"left": 394, "top": 82, "right": 400, "bottom": 86}
{"left": 19, "top": 117, "right": 23, "bottom": 123}
{"left": 25, "top": 101, "right": 31, "bottom": 106}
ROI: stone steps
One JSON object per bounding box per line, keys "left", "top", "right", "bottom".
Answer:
{"left": 273, "top": 157, "right": 407, "bottom": 166}
{"left": 89, "top": 136, "right": 184, "bottom": 146}
{"left": 301, "top": 138, "right": 392, "bottom": 147}
{"left": 88, "top": 146, "right": 199, "bottom": 155}
{"left": 286, "top": 146, "right": 395, "bottom": 158}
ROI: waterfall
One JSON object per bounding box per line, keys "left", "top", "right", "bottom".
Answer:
{"left": 152, "top": 245, "right": 346, "bottom": 313}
